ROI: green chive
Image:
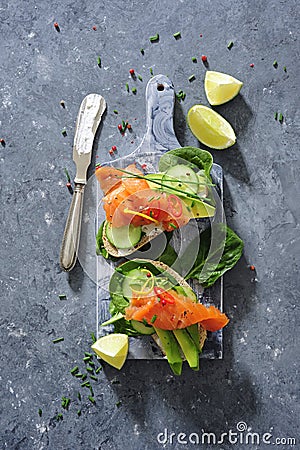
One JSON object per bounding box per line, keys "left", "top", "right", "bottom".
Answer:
{"left": 56, "top": 413, "right": 63, "bottom": 421}
{"left": 169, "top": 223, "right": 177, "bottom": 229}
{"left": 61, "top": 397, "right": 70, "bottom": 410}
{"left": 283, "top": 65, "right": 287, "bottom": 72}
{"left": 116, "top": 400, "right": 122, "bottom": 408}
{"left": 70, "top": 366, "right": 79, "bottom": 376}
{"left": 273, "top": 60, "right": 278, "bottom": 68}
{"left": 58, "top": 293, "right": 67, "bottom": 300}
{"left": 227, "top": 41, "right": 234, "bottom": 50}
{"left": 90, "top": 375, "right": 98, "bottom": 381}
{"left": 75, "top": 373, "right": 83, "bottom": 378}
{"left": 86, "top": 367, "right": 94, "bottom": 373}
{"left": 81, "top": 374, "right": 87, "bottom": 381}
{"left": 132, "top": 87, "right": 137, "bottom": 94}
{"left": 125, "top": 83, "right": 129, "bottom": 92}
{"left": 63, "top": 169, "right": 70, "bottom": 183}
{"left": 150, "top": 314, "right": 157, "bottom": 324}
{"left": 38, "top": 408, "right": 42, "bottom": 417}
{"left": 97, "top": 56, "right": 101, "bottom": 67}
{"left": 89, "top": 386, "right": 94, "bottom": 396}
{"left": 77, "top": 409, "right": 81, "bottom": 416}
{"left": 150, "top": 67, "right": 154, "bottom": 76}
{"left": 95, "top": 366, "right": 102, "bottom": 374}
{"left": 88, "top": 396, "right": 96, "bottom": 404}
{"left": 173, "top": 32, "right": 181, "bottom": 39}
{"left": 140, "top": 48, "right": 144, "bottom": 55}
{"left": 61, "top": 129, "right": 67, "bottom": 136}
{"left": 53, "top": 337, "right": 64, "bottom": 344}
{"left": 138, "top": 74, "right": 143, "bottom": 82}
{"left": 77, "top": 392, "right": 81, "bottom": 401}
{"left": 113, "top": 109, "right": 118, "bottom": 114}
{"left": 84, "top": 352, "right": 93, "bottom": 357}
{"left": 81, "top": 381, "right": 90, "bottom": 388}
{"left": 191, "top": 57, "right": 197, "bottom": 63}
{"left": 89, "top": 361, "right": 95, "bottom": 367}
{"left": 83, "top": 356, "right": 91, "bottom": 362}
{"left": 274, "top": 112, "right": 278, "bottom": 120}
{"left": 188, "top": 74, "right": 195, "bottom": 82}
{"left": 149, "top": 33, "right": 159, "bottom": 42}
{"left": 90, "top": 332, "right": 96, "bottom": 343}
{"left": 279, "top": 113, "right": 283, "bottom": 123}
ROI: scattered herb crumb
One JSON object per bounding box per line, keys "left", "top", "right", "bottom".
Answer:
{"left": 227, "top": 41, "right": 234, "bottom": 50}
{"left": 81, "top": 381, "right": 90, "bottom": 388}
{"left": 61, "top": 128, "right": 67, "bottom": 137}
{"left": 88, "top": 396, "right": 96, "bottom": 404}
{"left": 273, "top": 60, "right": 278, "bottom": 68}
{"left": 125, "top": 83, "right": 129, "bottom": 92}
{"left": 75, "top": 373, "right": 83, "bottom": 378}
{"left": 85, "top": 352, "right": 93, "bottom": 357}
{"left": 90, "top": 332, "right": 97, "bottom": 343}
{"left": 173, "top": 32, "right": 181, "bottom": 39}
{"left": 97, "top": 56, "right": 101, "bottom": 67}
{"left": 278, "top": 113, "right": 283, "bottom": 123}
{"left": 77, "top": 409, "right": 81, "bottom": 416}
{"left": 53, "top": 337, "right": 64, "bottom": 344}
{"left": 149, "top": 33, "right": 159, "bottom": 42}
{"left": 61, "top": 396, "right": 71, "bottom": 410}
{"left": 56, "top": 413, "right": 63, "bottom": 421}
{"left": 77, "top": 392, "right": 81, "bottom": 401}
{"left": 70, "top": 366, "right": 79, "bottom": 376}
{"left": 176, "top": 90, "right": 186, "bottom": 102}
{"left": 113, "top": 109, "right": 118, "bottom": 114}
{"left": 137, "top": 74, "right": 143, "bottom": 82}
{"left": 86, "top": 366, "right": 94, "bottom": 373}
{"left": 95, "top": 366, "right": 102, "bottom": 374}
{"left": 132, "top": 87, "right": 137, "bottom": 94}
{"left": 149, "top": 67, "right": 154, "bottom": 76}
{"left": 116, "top": 400, "right": 122, "bottom": 408}
{"left": 90, "top": 375, "right": 98, "bottom": 381}
{"left": 274, "top": 112, "right": 278, "bottom": 120}
{"left": 140, "top": 48, "right": 144, "bottom": 55}
{"left": 191, "top": 57, "right": 197, "bottom": 63}
{"left": 283, "top": 65, "right": 287, "bottom": 72}
{"left": 58, "top": 293, "right": 67, "bottom": 300}
{"left": 188, "top": 74, "right": 196, "bottom": 82}
{"left": 38, "top": 409, "right": 42, "bottom": 417}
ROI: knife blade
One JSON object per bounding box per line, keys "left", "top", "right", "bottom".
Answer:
{"left": 60, "top": 93, "right": 106, "bottom": 271}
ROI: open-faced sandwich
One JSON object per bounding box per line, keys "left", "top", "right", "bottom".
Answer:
{"left": 95, "top": 147, "right": 216, "bottom": 258}
{"left": 97, "top": 259, "right": 229, "bottom": 375}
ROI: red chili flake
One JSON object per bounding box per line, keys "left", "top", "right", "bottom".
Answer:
{"left": 109, "top": 149, "right": 114, "bottom": 155}
{"left": 249, "top": 265, "right": 256, "bottom": 271}
{"left": 0, "top": 138, "right": 5, "bottom": 145}
{"left": 54, "top": 22, "right": 60, "bottom": 30}
{"left": 127, "top": 124, "right": 132, "bottom": 130}
{"left": 111, "top": 145, "right": 117, "bottom": 152}
{"left": 129, "top": 69, "right": 135, "bottom": 75}
{"left": 117, "top": 124, "right": 123, "bottom": 131}
{"left": 131, "top": 141, "right": 134, "bottom": 144}
{"left": 201, "top": 55, "right": 207, "bottom": 62}
{"left": 66, "top": 182, "right": 71, "bottom": 188}
{"left": 250, "top": 63, "right": 254, "bottom": 68}
{"left": 141, "top": 163, "right": 147, "bottom": 170}
{"left": 92, "top": 26, "right": 97, "bottom": 31}
{"left": 199, "top": 34, "right": 203, "bottom": 37}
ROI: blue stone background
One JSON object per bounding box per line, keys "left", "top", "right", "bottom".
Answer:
{"left": 0, "top": 0, "right": 299, "bottom": 449}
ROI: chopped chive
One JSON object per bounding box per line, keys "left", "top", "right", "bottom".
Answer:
{"left": 274, "top": 112, "right": 278, "bottom": 120}
{"left": 90, "top": 332, "right": 97, "bottom": 343}
{"left": 149, "top": 33, "right": 159, "bottom": 42}
{"left": 77, "top": 409, "right": 81, "bottom": 416}
{"left": 89, "top": 361, "right": 95, "bottom": 367}
{"left": 70, "top": 366, "right": 79, "bottom": 375}
{"left": 86, "top": 366, "right": 94, "bottom": 373}
{"left": 173, "top": 32, "right": 181, "bottom": 39}
{"left": 97, "top": 56, "right": 101, "bottom": 67}
{"left": 137, "top": 74, "right": 143, "bottom": 82}
{"left": 38, "top": 408, "right": 42, "bottom": 417}
{"left": 61, "top": 128, "right": 67, "bottom": 137}
{"left": 227, "top": 41, "right": 234, "bottom": 50}
{"left": 273, "top": 60, "right": 278, "bottom": 68}
{"left": 188, "top": 74, "right": 195, "bottom": 82}
{"left": 52, "top": 337, "right": 64, "bottom": 344}
{"left": 75, "top": 373, "right": 83, "bottom": 378}
{"left": 150, "top": 314, "right": 157, "bottom": 324}
{"left": 283, "top": 65, "right": 287, "bottom": 72}
{"left": 150, "top": 67, "right": 154, "bottom": 76}
{"left": 191, "top": 57, "right": 197, "bottom": 63}
{"left": 81, "top": 381, "right": 90, "bottom": 388}
{"left": 56, "top": 413, "right": 63, "bottom": 421}
{"left": 83, "top": 356, "right": 91, "bottom": 362}
{"left": 140, "top": 48, "right": 144, "bottom": 55}
{"left": 61, "top": 396, "right": 70, "bottom": 410}
{"left": 58, "top": 293, "right": 67, "bottom": 300}
{"left": 81, "top": 374, "right": 87, "bottom": 381}
{"left": 95, "top": 366, "right": 102, "bottom": 374}
{"left": 278, "top": 113, "right": 283, "bottom": 123}
{"left": 63, "top": 169, "right": 70, "bottom": 183}
{"left": 89, "top": 386, "right": 94, "bottom": 396}
{"left": 88, "top": 396, "right": 96, "bottom": 404}
{"left": 113, "top": 109, "right": 118, "bottom": 114}
{"left": 116, "top": 400, "right": 122, "bottom": 408}
{"left": 85, "top": 352, "right": 93, "bottom": 357}
{"left": 132, "top": 87, "right": 137, "bottom": 94}
{"left": 77, "top": 392, "right": 81, "bottom": 401}
{"left": 90, "top": 375, "right": 98, "bottom": 381}
{"left": 125, "top": 83, "right": 129, "bottom": 92}
{"left": 169, "top": 223, "right": 177, "bottom": 229}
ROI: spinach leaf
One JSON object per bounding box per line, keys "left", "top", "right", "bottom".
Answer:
{"left": 185, "top": 224, "right": 244, "bottom": 288}
{"left": 158, "top": 146, "right": 213, "bottom": 178}
{"left": 157, "top": 240, "right": 178, "bottom": 267}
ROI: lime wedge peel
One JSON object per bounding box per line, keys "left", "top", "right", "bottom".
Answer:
{"left": 91, "top": 333, "right": 129, "bottom": 369}
{"left": 187, "top": 105, "right": 236, "bottom": 150}
{"left": 204, "top": 70, "right": 243, "bottom": 106}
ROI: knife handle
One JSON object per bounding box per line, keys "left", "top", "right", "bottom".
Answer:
{"left": 60, "top": 183, "right": 85, "bottom": 271}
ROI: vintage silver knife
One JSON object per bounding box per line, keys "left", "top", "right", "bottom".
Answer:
{"left": 60, "top": 93, "right": 106, "bottom": 271}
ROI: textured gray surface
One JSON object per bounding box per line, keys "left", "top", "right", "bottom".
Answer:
{"left": 1, "top": 0, "right": 299, "bottom": 449}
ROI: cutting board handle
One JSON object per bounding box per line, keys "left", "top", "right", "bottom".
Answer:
{"left": 136, "top": 74, "right": 181, "bottom": 154}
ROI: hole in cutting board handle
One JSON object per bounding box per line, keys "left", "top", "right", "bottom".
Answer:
{"left": 157, "top": 83, "right": 164, "bottom": 91}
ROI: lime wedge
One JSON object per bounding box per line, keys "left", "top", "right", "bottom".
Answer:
{"left": 204, "top": 71, "right": 243, "bottom": 105}
{"left": 91, "top": 333, "right": 128, "bottom": 370}
{"left": 187, "top": 105, "right": 236, "bottom": 150}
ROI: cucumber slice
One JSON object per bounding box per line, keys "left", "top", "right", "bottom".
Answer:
{"left": 163, "top": 164, "right": 199, "bottom": 194}
{"left": 105, "top": 221, "right": 142, "bottom": 249}
{"left": 145, "top": 173, "right": 164, "bottom": 190}
{"left": 131, "top": 320, "right": 155, "bottom": 335}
